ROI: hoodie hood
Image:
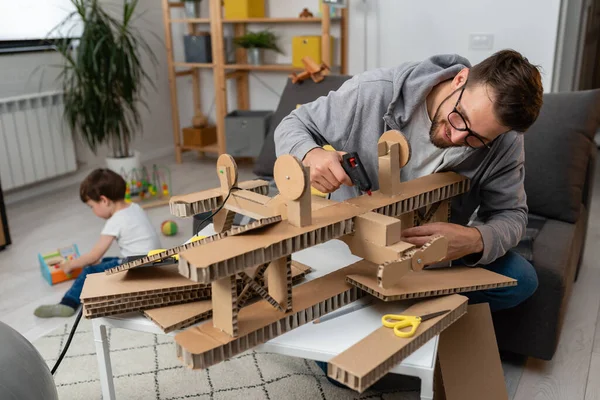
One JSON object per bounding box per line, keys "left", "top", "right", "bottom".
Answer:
{"left": 384, "top": 54, "right": 472, "bottom": 131}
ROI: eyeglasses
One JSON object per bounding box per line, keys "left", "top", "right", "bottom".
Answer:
{"left": 447, "top": 83, "right": 492, "bottom": 149}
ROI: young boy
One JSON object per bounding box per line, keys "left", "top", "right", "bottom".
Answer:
{"left": 34, "top": 168, "right": 162, "bottom": 318}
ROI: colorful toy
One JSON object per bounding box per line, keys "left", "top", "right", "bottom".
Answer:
{"left": 119, "top": 164, "right": 173, "bottom": 209}
{"left": 38, "top": 244, "right": 81, "bottom": 286}
{"left": 161, "top": 220, "right": 179, "bottom": 236}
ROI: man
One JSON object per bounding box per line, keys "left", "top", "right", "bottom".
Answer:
{"left": 274, "top": 49, "right": 543, "bottom": 313}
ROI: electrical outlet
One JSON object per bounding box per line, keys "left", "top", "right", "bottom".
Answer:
{"left": 469, "top": 33, "right": 494, "bottom": 50}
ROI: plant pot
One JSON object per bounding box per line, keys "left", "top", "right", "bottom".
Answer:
{"left": 106, "top": 150, "right": 142, "bottom": 175}
{"left": 184, "top": 1, "right": 201, "bottom": 18}
{"left": 247, "top": 48, "right": 263, "bottom": 65}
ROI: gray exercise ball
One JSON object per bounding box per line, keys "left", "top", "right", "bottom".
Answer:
{"left": 0, "top": 321, "right": 58, "bottom": 400}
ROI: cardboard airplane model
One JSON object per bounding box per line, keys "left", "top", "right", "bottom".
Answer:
{"left": 105, "top": 130, "right": 516, "bottom": 393}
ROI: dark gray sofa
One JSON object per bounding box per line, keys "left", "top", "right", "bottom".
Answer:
{"left": 253, "top": 77, "right": 600, "bottom": 361}
{"left": 491, "top": 89, "right": 600, "bottom": 360}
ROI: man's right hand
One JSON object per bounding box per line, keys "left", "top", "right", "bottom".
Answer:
{"left": 302, "top": 147, "right": 353, "bottom": 194}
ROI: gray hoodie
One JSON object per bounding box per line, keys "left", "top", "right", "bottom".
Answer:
{"left": 274, "top": 54, "right": 528, "bottom": 266}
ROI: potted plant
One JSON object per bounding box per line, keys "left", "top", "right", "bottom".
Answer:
{"left": 233, "top": 30, "right": 283, "bottom": 65}
{"left": 50, "top": 0, "right": 158, "bottom": 174}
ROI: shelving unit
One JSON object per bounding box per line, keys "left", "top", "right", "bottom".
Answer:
{"left": 161, "top": 0, "right": 349, "bottom": 163}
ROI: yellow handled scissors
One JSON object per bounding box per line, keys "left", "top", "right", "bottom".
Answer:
{"left": 382, "top": 309, "right": 451, "bottom": 338}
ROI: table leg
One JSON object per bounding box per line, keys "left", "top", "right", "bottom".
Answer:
{"left": 420, "top": 369, "right": 434, "bottom": 400}
{"left": 93, "top": 321, "right": 116, "bottom": 400}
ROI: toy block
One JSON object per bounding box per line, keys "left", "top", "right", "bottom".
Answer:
{"left": 39, "top": 244, "right": 81, "bottom": 286}
{"left": 341, "top": 234, "right": 415, "bottom": 265}
{"left": 212, "top": 275, "right": 238, "bottom": 337}
{"left": 353, "top": 212, "right": 402, "bottom": 246}
{"left": 327, "top": 294, "right": 468, "bottom": 393}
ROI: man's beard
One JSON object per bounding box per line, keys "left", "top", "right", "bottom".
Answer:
{"left": 429, "top": 109, "right": 460, "bottom": 149}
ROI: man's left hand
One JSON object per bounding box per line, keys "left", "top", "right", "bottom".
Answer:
{"left": 401, "top": 222, "right": 484, "bottom": 262}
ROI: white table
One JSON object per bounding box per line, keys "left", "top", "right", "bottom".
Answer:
{"left": 92, "top": 233, "right": 438, "bottom": 400}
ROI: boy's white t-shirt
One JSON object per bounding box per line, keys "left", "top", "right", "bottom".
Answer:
{"left": 101, "top": 203, "right": 162, "bottom": 257}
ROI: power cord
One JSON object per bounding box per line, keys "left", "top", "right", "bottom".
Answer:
{"left": 51, "top": 307, "right": 83, "bottom": 375}
{"left": 195, "top": 185, "right": 240, "bottom": 236}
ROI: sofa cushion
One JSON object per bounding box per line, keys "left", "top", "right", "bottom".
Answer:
{"left": 523, "top": 89, "right": 600, "bottom": 223}
{"left": 253, "top": 75, "right": 352, "bottom": 178}
{"left": 513, "top": 213, "right": 547, "bottom": 262}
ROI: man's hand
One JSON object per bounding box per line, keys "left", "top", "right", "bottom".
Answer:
{"left": 302, "top": 147, "right": 353, "bottom": 193}
{"left": 401, "top": 222, "right": 484, "bottom": 262}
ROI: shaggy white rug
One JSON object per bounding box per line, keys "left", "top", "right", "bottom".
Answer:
{"left": 33, "top": 317, "right": 423, "bottom": 400}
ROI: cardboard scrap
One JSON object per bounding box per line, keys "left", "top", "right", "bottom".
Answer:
{"left": 178, "top": 202, "right": 359, "bottom": 283}
{"left": 437, "top": 303, "right": 508, "bottom": 400}
{"left": 346, "top": 172, "right": 469, "bottom": 218}
{"left": 170, "top": 179, "right": 269, "bottom": 218}
{"left": 327, "top": 294, "right": 468, "bottom": 393}
{"left": 81, "top": 264, "right": 202, "bottom": 302}
{"left": 144, "top": 300, "right": 212, "bottom": 333}
{"left": 144, "top": 261, "right": 311, "bottom": 333}
{"left": 105, "top": 215, "right": 283, "bottom": 275}
{"left": 83, "top": 290, "right": 208, "bottom": 318}
{"left": 174, "top": 259, "right": 373, "bottom": 369}
{"left": 346, "top": 266, "right": 517, "bottom": 301}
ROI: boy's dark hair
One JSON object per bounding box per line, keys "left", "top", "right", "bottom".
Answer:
{"left": 469, "top": 49, "right": 544, "bottom": 132}
{"left": 80, "top": 168, "right": 126, "bottom": 203}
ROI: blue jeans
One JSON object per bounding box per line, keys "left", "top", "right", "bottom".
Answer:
{"left": 61, "top": 257, "right": 121, "bottom": 308}
{"left": 314, "top": 250, "right": 538, "bottom": 384}
{"left": 456, "top": 250, "right": 539, "bottom": 312}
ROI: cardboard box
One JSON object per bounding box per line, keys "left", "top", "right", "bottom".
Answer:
{"left": 223, "top": 0, "right": 264, "bottom": 19}
{"left": 183, "top": 125, "right": 217, "bottom": 148}
{"left": 292, "top": 36, "right": 334, "bottom": 68}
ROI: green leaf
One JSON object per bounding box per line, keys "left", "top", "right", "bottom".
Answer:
{"left": 45, "top": 0, "right": 158, "bottom": 157}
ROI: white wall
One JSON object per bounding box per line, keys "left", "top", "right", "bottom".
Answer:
{"left": 0, "top": 0, "right": 174, "bottom": 172}
{"left": 0, "top": 0, "right": 574, "bottom": 179}
{"left": 347, "top": 0, "right": 562, "bottom": 93}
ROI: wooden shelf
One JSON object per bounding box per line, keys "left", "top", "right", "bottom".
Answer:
{"left": 224, "top": 64, "right": 303, "bottom": 72}
{"left": 170, "top": 18, "right": 210, "bottom": 23}
{"left": 163, "top": 0, "right": 348, "bottom": 163}
{"left": 174, "top": 62, "right": 214, "bottom": 68}
{"left": 222, "top": 17, "right": 340, "bottom": 23}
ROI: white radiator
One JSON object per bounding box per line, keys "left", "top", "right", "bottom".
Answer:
{"left": 0, "top": 91, "right": 77, "bottom": 191}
